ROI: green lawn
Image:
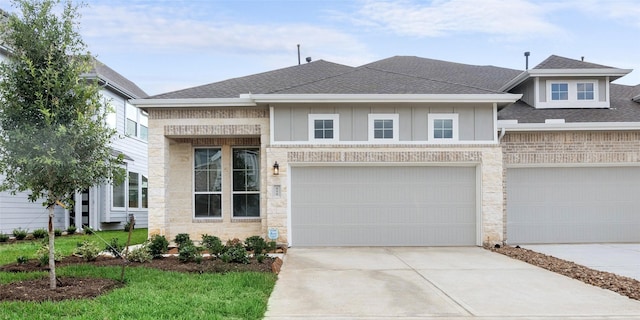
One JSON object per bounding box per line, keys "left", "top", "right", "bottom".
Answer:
{"left": 0, "top": 229, "right": 278, "bottom": 319}
{"left": 0, "top": 229, "right": 148, "bottom": 266}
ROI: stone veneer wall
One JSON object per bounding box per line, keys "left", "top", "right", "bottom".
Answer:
{"left": 500, "top": 131, "right": 640, "bottom": 239}
{"left": 266, "top": 145, "right": 504, "bottom": 246}
{"left": 147, "top": 108, "right": 270, "bottom": 243}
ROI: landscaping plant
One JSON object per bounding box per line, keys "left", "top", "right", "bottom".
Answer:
{"left": 73, "top": 241, "right": 101, "bottom": 262}
{"left": 126, "top": 244, "right": 152, "bottom": 263}
{"left": 201, "top": 234, "right": 224, "bottom": 258}
{"left": 147, "top": 234, "right": 169, "bottom": 258}
{"left": 54, "top": 229, "right": 63, "bottom": 237}
{"left": 0, "top": 234, "right": 9, "bottom": 242}
{"left": 178, "top": 243, "right": 203, "bottom": 263}
{"left": 32, "top": 228, "right": 47, "bottom": 239}
{"left": 12, "top": 228, "right": 27, "bottom": 240}
{"left": 105, "top": 238, "right": 124, "bottom": 257}
{"left": 35, "top": 245, "right": 62, "bottom": 267}
{"left": 66, "top": 225, "right": 77, "bottom": 235}
{"left": 221, "top": 238, "right": 249, "bottom": 264}
{"left": 174, "top": 233, "right": 191, "bottom": 247}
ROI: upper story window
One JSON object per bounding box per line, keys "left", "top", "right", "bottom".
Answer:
{"left": 309, "top": 114, "right": 339, "bottom": 142}
{"left": 428, "top": 114, "right": 458, "bottom": 142}
{"left": 126, "top": 103, "right": 148, "bottom": 141}
{"left": 551, "top": 83, "right": 568, "bottom": 101}
{"left": 577, "top": 82, "right": 594, "bottom": 100}
{"left": 368, "top": 114, "right": 399, "bottom": 142}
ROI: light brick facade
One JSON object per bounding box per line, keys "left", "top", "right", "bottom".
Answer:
{"left": 148, "top": 107, "right": 506, "bottom": 246}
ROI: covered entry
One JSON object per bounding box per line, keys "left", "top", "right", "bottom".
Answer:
{"left": 290, "top": 166, "right": 477, "bottom": 246}
{"left": 507, "top": 167, "right": 640, "bottom": 244}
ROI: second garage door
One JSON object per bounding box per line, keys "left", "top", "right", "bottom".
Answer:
{"left": 290, "top": 166, "right": 477, "bottom": 246}
{"left": 507, "top": 167, "right": 640, "bottom": 244}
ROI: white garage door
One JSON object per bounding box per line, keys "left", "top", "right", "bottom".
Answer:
{"left": 290, "top": 166, "right": 477, "bottom": 246}
{"left": 507, "top": 167, "right": 640, "bottom": 244}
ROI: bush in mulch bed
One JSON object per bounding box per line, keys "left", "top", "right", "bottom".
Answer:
{"left": 490, "top": 245, "right": 640, "bottom": 301}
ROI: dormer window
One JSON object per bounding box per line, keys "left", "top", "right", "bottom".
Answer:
{"left": 550, "top": 83, "right": 568, "bottom": 100}
{"left": 541, "top": 79, "right": 603, "bottom": 109}
{"left": 577, "top": 82, "right": 594, "bottom": 100}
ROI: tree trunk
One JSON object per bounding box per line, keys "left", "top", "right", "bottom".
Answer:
{"left": 48, "top": 204, "right": 56, "bottom": 290}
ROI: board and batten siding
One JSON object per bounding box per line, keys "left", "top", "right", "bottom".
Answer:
{"left": 272, "top": 103, "right": 495, "bottom": 142}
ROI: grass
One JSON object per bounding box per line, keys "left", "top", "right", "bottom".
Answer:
{"left": 0, "top": 228, "right": 278, "bottom": 319}
{"left": 0, "top": 265, "right": 276, "bottom": 320}
{"left": 0, "top": 229, "right": 148, "bottom": 266}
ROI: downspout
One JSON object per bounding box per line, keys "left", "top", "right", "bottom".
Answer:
{"left": 498, "top": 127, "right": 506, "bottom": 141}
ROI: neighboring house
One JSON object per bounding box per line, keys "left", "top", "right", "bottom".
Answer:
{"left": 0, "top": 58, "right": 150, "bottom": 234}
{"left": 133, "top": 55, "right": 640, "bottom": 247}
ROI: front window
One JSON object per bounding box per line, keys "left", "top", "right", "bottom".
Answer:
{"left": 368, "top": 114, "right": 399, "bottom": 142}
{"left": 194, "top": 148, "right": 222, "bottom": 218}
{"left": 577, "top": 82, "right": 594, "bottom": 100}
{"left": 128, "top": 172, "right": 139, "bottom": 208}
{"left": 232, "top": 148, "right": 260, "bottom": 218}
{"left": 309, "top": 114, "right": 339, "bottom": 142}
{"left": 551, "top": 83, "right": 568, "bottom": 101}
{"left": 428, "top": 114, "right": 459, "bottom": 141}
{"left": 112, "top": 181, "right": 125, "bottom": 208}
{"left": 141, "top": 175, "right": 148, "bottom": 209}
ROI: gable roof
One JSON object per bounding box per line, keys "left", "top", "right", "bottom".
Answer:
{"left": 86, "top": 59, "right": 148, "bottom": 99}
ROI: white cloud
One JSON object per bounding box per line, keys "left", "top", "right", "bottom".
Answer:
{"left": 353, "top": 0, "right": 563, "bottom": 39}
{"left": 80, "top": 4, "right": 369, "bottom": 58}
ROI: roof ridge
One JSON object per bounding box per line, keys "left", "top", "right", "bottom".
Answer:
{"left": 364, "top": 65, "right": 506, "bottom": 94}
{"left": 268, "top": 64, "right": 357, "bottom": 94}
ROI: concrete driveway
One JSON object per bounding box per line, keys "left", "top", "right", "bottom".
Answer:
{"left": 265, "top": 247, "right": 640, "bottom": 319}
{"left": 525, "top": 244, "right": 640, "bottom": 281}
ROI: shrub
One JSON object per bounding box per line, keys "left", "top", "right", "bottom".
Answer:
{"left": 36, "top": 245, "right": 63, "bottom": 266}
{"left": 32, "top": 228, "right": 47, "bottom": 239}
{"left": 66, "top": 225, "right": 77, "bottom": 235}
{"left": 123, "top": 220, "right": 135, "bottom": 232}
{"left": 245, "top": 236, "right": 269, "bottom": 254}
{"left": 12, "top": 228, "right": 28, "bottom": 240}
{"left": 178, "top": 243, "right": 202, "bottom": 263}
{"left": 83, "top": 226, "right": 94, "bottom": 235}
{"left": 148, "top": 234, "right": 169, "bottom": 258}
{"left": 126, "top": 244, "right": 152, "bottom": 263}
{"left": 220, "top": 239, "right": 249, "bottom": 264}
{"left": 0, "top": 234, "right": 9, "bottom": 242}
{"left": 174, "top": 233, "right": 191, "bottom": 247}
{"left": 54, "top": 229, "right": 63, "bottom": 237}
{"left": 73, "top": 240, "right": 101, "bottom": 261}
{"left": 105, "top": 238, "right": 124, "bottom": 257}
{"left": 201, "top": 234, "right": 224, "bottom": 257}
{"left": 16, "top": 256, "right": 28, "bottom": 264}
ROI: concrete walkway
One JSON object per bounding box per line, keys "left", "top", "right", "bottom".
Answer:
{"left": 264, "top": 247, "right": 640, "bottom": 319}
{"left": 525, "top": 244, "right": 640, "bottom": 281}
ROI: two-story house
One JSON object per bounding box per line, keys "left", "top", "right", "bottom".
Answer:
{"left": 134, "top": 55, "right": 640, "bottom": 246}
{"left": 0, "top": 59, "right": 150, "bottom": 234}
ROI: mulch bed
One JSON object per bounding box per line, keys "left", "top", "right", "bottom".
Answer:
{"left": 0, "top": 255, "right": 282, "bottom": 302}
{"left": 490, "top": 245, "right": 640, "bottom": 301}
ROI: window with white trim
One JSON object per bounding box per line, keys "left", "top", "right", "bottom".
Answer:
{"left": 126, "top": 102, "right": 148, "bottom": 141}
{"left": 309, "top": 114, "right": 339, "bottom": 142}
{"left": 368, "top": 114, "right": 399, "bottom": 142}
{"left": 551, "top": 83, "right": 568, "bottom": 101}
{"left": 112, "top": 171, "right": 148, "bottom": 210}
{"left": 194, "top": 148, "right": 222, "bottom": 218}
{"left": 547, "top": 80, "right": 598, "bottom": 103}
{"left": 428, "top": 114, "right": 459, "bottom": 141}
{"left": 232, "top": 148, "right": 260, "bottom": 218}
{"left": 577, "top": 82, "right": 594, "bottom": 100}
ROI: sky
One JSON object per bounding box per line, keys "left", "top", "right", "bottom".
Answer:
{"left": 1, "top": 0, "right": 639, "bottom": 96}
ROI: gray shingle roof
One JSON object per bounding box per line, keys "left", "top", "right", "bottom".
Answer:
{"left": 150, "top": 60, "right": 354, "bottom": 99}
{"left": 498, "top": 83, "right": 640, "bottom": 123}
{"left": 91, "top": 59, "right": 148, "bottom": 98}
{"left": 533, "top": 55, "right": 614, "bottom": 69}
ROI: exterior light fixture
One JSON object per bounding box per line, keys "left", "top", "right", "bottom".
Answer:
{"left": 273, "top": 161, "right": 280, "bottom": 175}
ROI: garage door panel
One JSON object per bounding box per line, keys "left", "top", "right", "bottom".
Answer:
{"left": 507, "top": 167, "right": 640, "bottom": 244}
{"left": 292, "top": 166, "right": 476, "bottom": 246}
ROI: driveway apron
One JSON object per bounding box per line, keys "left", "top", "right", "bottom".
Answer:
{"left": 264, "top": 247, "right": 640, "bottom": 319}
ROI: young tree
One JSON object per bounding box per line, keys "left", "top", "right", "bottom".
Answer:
{"left": 0, "top": 0, "right": 124, "bottom": 289}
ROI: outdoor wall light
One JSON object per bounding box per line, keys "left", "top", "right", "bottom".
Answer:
{"left": 273, "top": 161, "right": 280, "bottom": 175}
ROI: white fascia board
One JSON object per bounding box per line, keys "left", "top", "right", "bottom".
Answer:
{"left": 499, "top": 71, "right": 529, "bottom": 92}
{"left": 130, "top": 98, "right": 257, "bottom": 108}
{"left": 527, "top": 68, "right": 632, "bottom": 78}
{"left": 497, "top": 121, "right": 640, "bottom": 131}
{"left": 249, "top": 93, "right": 522, "bottom": 104}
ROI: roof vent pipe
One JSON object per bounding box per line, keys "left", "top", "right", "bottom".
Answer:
{"left": 581, "top": 56, "right": 584, "bottom": 62}
{"left": 524, "top": 51, "right": 530, "bottom": 70}
{"left": 297, "top": 44, "right": 301, "bottom": 65}
{"left": 306, "top": 57, "right": 312, "bottom": 63}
